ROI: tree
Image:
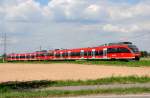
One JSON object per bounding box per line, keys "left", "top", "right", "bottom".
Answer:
{"left": 148, "top": 52, "right": 150, "bottom": 57}
{"left": 140, "top": 51, "right": 148, "bottom": 57}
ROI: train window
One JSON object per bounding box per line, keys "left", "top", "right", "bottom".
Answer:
{"left": 128, "top": 45, "right": 139, "bottom": 53}
{"left": 31, "top": 55, "right": 35, "bottom": 58}
{"left": 47, "top": 53, "right": 53, "bottom": 56}
{"left": 55, "top": 53, "right": 60, "bottom": 57}
{"left": 16, "top": 56, "right": 20, "bottom": 59}
{"left": 76, "top": 52, "right": 80, "bottom": 56}
{"left": 70, "top": 52, "right": 73, "bottom": 56}
{"left": 91, "top": 50, "right": 103, "bottom": 56}
{"left": 36, "top": 54, "right": 44, "bottom": 57}
{"left": 65, "top": 52, "right": 68, "bottom": 57}
{"left": 62, "top": 53, "right": 65, "bottom": 57}
{"left": 20, "top": 56, "right": 25, "bottom": 58}
{"left": 40, "top": 54, "right": 45, "bottom": 56}
{"left": 7, "top": 56, "right": 11, "bottom": 58}
{"left": 118, "top": 47, "right": 130, "bottom": 53}
{"left": 99, "top": 50, "right": 103, "bottom": 56}
{"left": 66, "top": 52, "right": 68, "bottom": 57}
{"left": 36, "top": 54, "right": 39, "bottom": 57}
{"left": 43, "top": 53, "right": 47, "bottom": 56}
{"left": 71, "top": 52, "right": 75, "bottom": 56}
{"left": 62, "top": 53, "right": 67, "bottom": 57}
{"left": 88, "top": 51, "right": 91, "bottom": 56}
{"left": 70, "top": 52, "right": 80, "bottom": 56}
{"left": 26, "top": 56, "right": 30, "bottom": 58}
{"left": 95, "top": 51, "right": 99, "bottom": 56}
{"left": 107, "top": 48, "right": 118, "bottom": 53}
{"left": 84, "top": 51, "right": 88, "bottom": 56}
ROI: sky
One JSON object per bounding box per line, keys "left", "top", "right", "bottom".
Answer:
{"left": 0, "top": 0, "right": 150, "bottom": 54}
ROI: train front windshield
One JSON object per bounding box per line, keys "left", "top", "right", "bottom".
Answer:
{"left": 128, "top": 45, "right": 139, "bottom": 53}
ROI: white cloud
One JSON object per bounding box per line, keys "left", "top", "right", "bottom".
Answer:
{"left": 108, "top": 1, "right": 150, "bottom": 20}
{"left": 103, "top": 24, "right": 141, "bottom": 33}
{"left": 1, "top": 0, "right": 149, "bottom": 23}
{"left": 4, "top": 0, "right": 44, "bottom": 22}
{"left": 46, "top": 0, "right": 89, "bottom": 21}
{"left": 0, "top": 0, "right": 149, "bottom": 22}
{"left": 84, "top": 4, "right": 102, "bottom": 20}
{"left": 0, "top": 0, "right": 150, "bottom": 53}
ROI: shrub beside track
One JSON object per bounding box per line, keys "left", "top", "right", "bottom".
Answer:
{"left": 1, "top": 76, "right": 150, "bottom": 90}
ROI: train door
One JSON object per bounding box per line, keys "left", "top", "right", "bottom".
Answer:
{"left": 10, "top": 55, "right": 12, "bottom": 61}
{"left": 80, "top": 50, "right": 84, "bottom": 59}
{"left": 30, "top": 54, "right": 32, "bottom": 60}
{"left": 92, "top": 49, "right": 95, "bottom": 58}
{"left": 24, "top": 54, "right": 26, "bottom": 60}
{"left": 43, "top": 53, "right": 46, "bottom": 60}
{"left": 18, "top": 54, "right": 20, "bottom": 61}
{"left": 54, "top": 52, "right": 56, "bottom": 59}
{"left": 103, "top": 48, "right": 107, "bottom": 59}
{"left": 60, "top": 52, "right": 63, "bottom": 59}
{"left": 14, "top": 54, "right": 16, "bottom": 61}
{"left": 68, "top": 51, "right": 71, "bottom": 59}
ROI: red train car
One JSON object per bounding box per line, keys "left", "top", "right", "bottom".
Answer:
{"left": 6, "top": 42, "right": 141, "bottom": 61}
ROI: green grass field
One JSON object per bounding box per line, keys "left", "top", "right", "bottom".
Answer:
{"left": 70, "top": 60, "right": 150, "bottom": 67}
{"left": 1, "top": 76, "right": 150, "bottom": 98}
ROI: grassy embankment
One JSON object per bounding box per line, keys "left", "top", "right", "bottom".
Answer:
{"left": 1, "top": 88, "right": 150, "bottom": 98}
{"left": 1, "top": 76, "right": 150, "bottom": 98}
{"left": 72, "top": 60, "right": 150, "bottom": 67}
{"left": 3, "top": 58, "right": 150, "bottom": 67}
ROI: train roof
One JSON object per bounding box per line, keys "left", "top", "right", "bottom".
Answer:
{"left": 100, "top": 42, "right": 132, "bottom": 46}
{"left": 7, "top": 42, "right": 134, "bottom": 55}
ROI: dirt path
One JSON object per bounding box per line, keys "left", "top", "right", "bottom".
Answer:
{"left": 0, "top": 63, "right": 150, "bottom": 82}
{"left": 39, "top": 83, "right": 150, "bottom": 91}
{"left": 61, "top": 94, "right": 150, "bottom": 98}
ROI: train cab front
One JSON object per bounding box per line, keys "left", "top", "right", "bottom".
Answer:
{"left": 134, "top": 52, "right": 141, "bottom": 61}
{"left": 128, "top": 45, "right": 141, "bottom": 61}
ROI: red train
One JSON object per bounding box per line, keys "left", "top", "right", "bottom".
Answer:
{"left": 6, "top": 42, "right": 141, "bottom": 61}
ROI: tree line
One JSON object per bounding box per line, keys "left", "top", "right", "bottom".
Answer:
{"left": 141, "top": 51, "right": 150, "bottom": 57}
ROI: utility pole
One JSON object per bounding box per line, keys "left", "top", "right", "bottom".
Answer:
{"left": 2, "top": 33, "right": 7, "bottom": 62}
{"left": 40, "top": 46, "right": 42, "bottom": 51}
